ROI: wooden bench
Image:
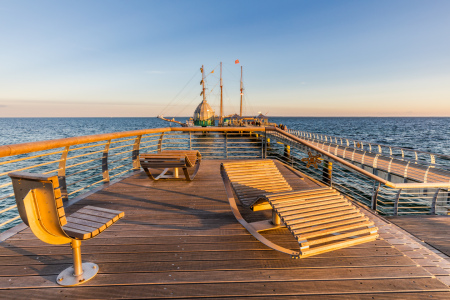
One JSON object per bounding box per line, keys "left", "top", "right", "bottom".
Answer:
{"left": 140, "top": 150, "right": 202, "bottom": 181}
{"left": 8, "top": 172, "right": 124, "bottom": 286}
{"left": 221, "top": 159, "right": 379, "bottom": 258}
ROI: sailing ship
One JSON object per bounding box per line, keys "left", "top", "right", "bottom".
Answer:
{"left": 158, "top": 62, "right": 272, "bottom": 127}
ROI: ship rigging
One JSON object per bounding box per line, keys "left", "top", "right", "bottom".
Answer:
{"left": 158, "top": 62, "right": 271, "bottom": 127}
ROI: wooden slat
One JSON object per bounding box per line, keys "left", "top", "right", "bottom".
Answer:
{"left": 84, "top": 205, "right": 125, "bottom": 219}
{"left": 62, "top": 225, "right": 92, "bottom": 239}
{"left": 292, "top": 215, "right": 369, "bottom": 234}
{"left": 69, "top": 212, "right": 114, "bottom": 227}
{"left": 299, "top": 220, "right": 374, "bottom": 239}
{"left": 288, "top": 212, "right": 363, "bottom": 230}
{"left": 282, "top": 204, "right": 356, "bottom": 221}
{"left": 66, "top": 216, "right": 107, "bottom": 232}
{"left": 76, "top": 207, "right": 121, "bottom": 222}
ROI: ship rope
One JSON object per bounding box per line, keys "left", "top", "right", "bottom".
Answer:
{"left": 158, "top": 62, "right": 264, "bottom": 120}
{"left": 159, "top": 68, "right": 198, "bottom": 116}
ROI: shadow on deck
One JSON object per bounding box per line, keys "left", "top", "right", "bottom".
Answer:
{"left": 0, "top": 160, "right": 449, "bottom": 299}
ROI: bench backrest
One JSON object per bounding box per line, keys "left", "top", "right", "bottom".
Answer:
{"left": 140, "top": 150, "right": 201, "bottom": 168}
{"left": 221, "top": 160, "right": 293, "bottom": 198}
{"left": 9, "top": 172, "right": 70, "bottom": 244}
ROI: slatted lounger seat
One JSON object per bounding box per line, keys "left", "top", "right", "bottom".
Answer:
{"left": 8, "top": 172, "right": 124, "bottom": 286}
{"left": 220, "top": 159, "right": 294, "bottom": 211}
{"left": 140, "top": 150, "right": 202, "bottom": 181}
{"left": 221, "top": 160, "right": 379, "bottom": 258}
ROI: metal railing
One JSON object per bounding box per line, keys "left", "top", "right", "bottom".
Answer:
{"left": 1, "top": 126, "right": 449, "bottom": 233}
{"left": 266, "top": 128, "right": 450, "bottom": 216}
{"left": 0, "top": 127, "right": 264, "bottom": 232}
{"left": 287, "top": 129, "right": 450, "bottom": 172}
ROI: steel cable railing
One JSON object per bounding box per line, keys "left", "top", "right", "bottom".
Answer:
{"left": 1, "top": 126, "right": 450, "bottom": 234}
{"left": 0, "top": 127, "right": 264, "bottom": 232}
{"left": 267, "top": 128, "right": 450, "bottom": 216}
{"left": 288, "top": 129, "right": 450, "bottom": 172}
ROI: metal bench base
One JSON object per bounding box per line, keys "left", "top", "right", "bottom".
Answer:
{"left": 57, "top": 262, "right": 99, "bottom": 286}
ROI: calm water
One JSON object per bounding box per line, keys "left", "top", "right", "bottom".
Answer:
{"left": 1, "top": 117, "right": 449, "bottom": 231}
{"left": 1, "top": 117, "right": 449, "bottom": 156}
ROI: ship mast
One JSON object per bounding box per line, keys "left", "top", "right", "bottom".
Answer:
{"left": 220, "top": 62, "right": 223, "bottom": 126}
{"left": 201, "top": 65, "right": 206, "bottom": 103}
{"left": 240, "top": 66, "right": 243, "bottom": 117}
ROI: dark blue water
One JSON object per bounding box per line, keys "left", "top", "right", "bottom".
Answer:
{"left": 1, "top": 117, "right": 449, "bottom": 231}
{"left": 1, "top": 117, "right": 449, "bottom": 156}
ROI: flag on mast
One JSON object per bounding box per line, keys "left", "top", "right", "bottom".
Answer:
{"left": 235, "top": 59, "right": 239, "bottom": 64}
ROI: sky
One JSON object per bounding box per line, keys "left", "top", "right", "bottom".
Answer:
{"left": 0, "top": 0, "right": 449, "bottom": 117}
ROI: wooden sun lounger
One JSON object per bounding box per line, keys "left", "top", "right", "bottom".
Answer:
{"left": 220, "top": 159, "right": 379, "bottom": 258}
{"left": 140, "top": 150, "right": 202, "bottom": 181}
{"left": 8, "top": 172, "right": 124, "bottom": 286}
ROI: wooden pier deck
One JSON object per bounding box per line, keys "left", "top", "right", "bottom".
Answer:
{"left": 387, "top": 216, "right": 450, "bottom": 258}
{"left": 1, "top": 160, "right": 450, "bottom": 299}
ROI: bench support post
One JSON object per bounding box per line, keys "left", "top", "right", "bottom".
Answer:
{"left": 72, "top": 240, "right": 83, "bottom": 277}
{"left": 272, "top": 211, "right": 281, "bottom": 226}
{"left": 56, "top": 239, "right": 99, "bottom": 286}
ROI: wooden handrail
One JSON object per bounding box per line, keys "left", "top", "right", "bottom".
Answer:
{"left": 268, "top": 127, "right": 450, "bottom": 189}
{"left": 2, "top": 124, "right": 448, "bottom": 189}
{"left": 0, "top": 128, "right": 170, "bottom": 158}
{"left": 0, "top": 126, "right": 263, "bottom": 158}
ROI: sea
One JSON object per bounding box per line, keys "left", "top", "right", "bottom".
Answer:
{"left": 1, "top": 117, "right": 449, "bottom": 156}
{"left": 1, "top": 117, "right": 449, "bottom": 231}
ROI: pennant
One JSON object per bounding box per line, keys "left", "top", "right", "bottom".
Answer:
{"left": 235, "top": 59, "right": 239, "bottom": 64}
{"left": 210, "top": 70, "right": 214, "bottom": 74}
{"left": 200, "top": 67, "right": 203, "bottom": 72}
{"left": 200, "top": 80, "right": 203, "bottom": 85}
{"left": 200, "top": 91, "right": 203, "bottom": 96}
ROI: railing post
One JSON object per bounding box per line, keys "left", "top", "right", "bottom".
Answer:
{"left": 189, "top": 132, "right": 192, "bottom": 150}
{"left": 322, "top": 160, "right": 333, "bottom": 187}
{"left": 393, "top": 189, "right": 402, "bottom": 216}
{"left": 132, "top": 135, "right": 142, "bottom": 170}
{"left": 157, "top": 132, "right": 165, "bottom": 153}
{"left": 261, "top": 132, "right": 264, "bottom": 159}
{"left": 431, "top": 189, "right": 440, "bottom": 215}
{"left": 284, "top": 144, "right": 290, "bottom": 158}
{"left": 430, "top": 154, "right": 435, "bottom": 165}
{"left": 371, "top": 181, "right": 381, "bottom": 211}
{"left": 102, "top": 140, "right": 111, "bottom": 182}
{"left": 264, "top": 129, "right": 267, "bottom": 159}
{"left": 58, "top": 146, "right": 70, "bottom": 203}
{"left": 225, "top": 132, "right": 228, "bottom": 159}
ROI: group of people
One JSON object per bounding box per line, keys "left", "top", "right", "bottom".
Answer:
{"left": 277, "top": 123, "right": 288, "bottom": 130}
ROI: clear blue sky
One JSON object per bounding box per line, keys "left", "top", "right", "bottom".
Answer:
{"left": 1, "top": 0, "right": 449, "bottom": 117}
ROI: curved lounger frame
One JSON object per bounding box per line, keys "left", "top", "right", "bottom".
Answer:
{"left": 140, "top": 150, "right": 202, "bottom": 181}
{"left": 221, "top": 165, "right": 300, "bottom": 257}
{"left": 221, "top": 160, "right": 379, "bottom": 259}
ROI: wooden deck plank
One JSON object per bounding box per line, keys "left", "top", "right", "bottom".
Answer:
{"left": 387, "top": 216, "right": 450, "bottom": 257}
{"left": 0, "top": 159, "right": 448, "bottom": 298}
{"left": 0, "top": 249, "right": 416, "bottom": 266}
{"left": 0, "top": 242, "right": 401, "bottom": 257}
{"left": 190, "top": 293, "right": 450, "bottom": 300}
{"left": 0, "top": 278, "right": 447, "bottom": 299}
{"left": 0, "top": 267, "right": 436, "bottom": 289}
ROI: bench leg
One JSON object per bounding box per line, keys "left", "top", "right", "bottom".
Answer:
{"left": 272, "top": 210, "right": 281, "bottom": 226}
{"left": 56, "top": 240, "right": 99, "bottom": 286}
